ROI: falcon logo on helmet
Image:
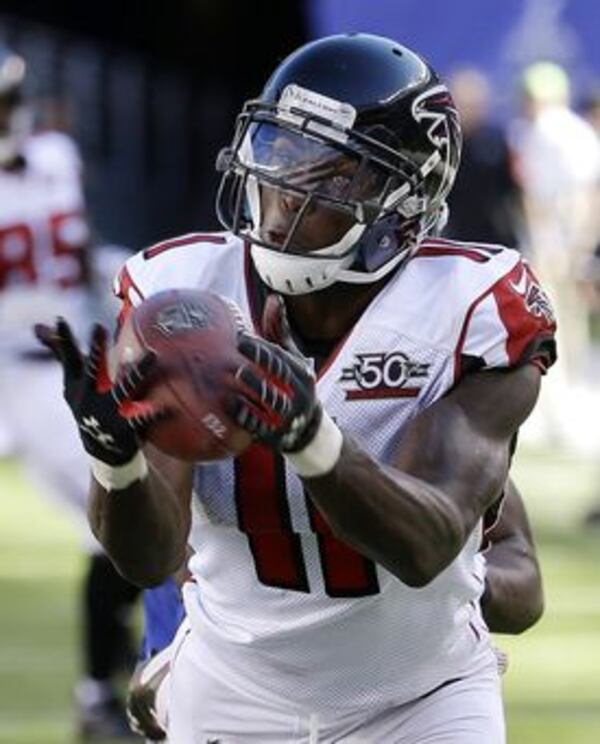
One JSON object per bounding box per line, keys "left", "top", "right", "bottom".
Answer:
{"left": 411, "top": 85, "right": 461, "bottom": 214}
{"left": 412, "top": 85, "right": 458, "bottom": 149}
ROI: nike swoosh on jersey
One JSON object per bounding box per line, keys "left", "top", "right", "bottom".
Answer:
{"left": 508, "top": 268, "right": 528, "bottom": 296}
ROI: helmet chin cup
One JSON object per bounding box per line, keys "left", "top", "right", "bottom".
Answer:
{"left": 251, "top": 244, "right": 356, "bottom": 294}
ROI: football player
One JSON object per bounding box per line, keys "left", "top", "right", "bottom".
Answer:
{"left": 38, "top": 34, "right": 556, "bottom": 742}
{"left": 0, "top": 46, "right": 139, "bottom": 739}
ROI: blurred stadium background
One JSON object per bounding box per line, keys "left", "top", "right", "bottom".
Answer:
{"left": 1, "top": 0, "right": 600, "bottom": 741}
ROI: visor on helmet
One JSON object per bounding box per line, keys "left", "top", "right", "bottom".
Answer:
{"left": 219, "top": 115, "right": 417, "bottom": 259}
{"left": 241, "top": 122, "right": 390, "bottom": 207}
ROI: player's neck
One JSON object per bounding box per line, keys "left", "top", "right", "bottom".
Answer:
{"left": 285, "top": 277, "right": 389, "bottom": 343}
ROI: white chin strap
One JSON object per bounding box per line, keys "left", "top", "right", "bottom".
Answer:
{"left": 251, "top": 244, "right": 353, "bottom": 294}
{"left": 250, "top": 223, "right": 418, "bottom": 295}
{"left": 248, "top": 221, "right": 362, "bottom": 295}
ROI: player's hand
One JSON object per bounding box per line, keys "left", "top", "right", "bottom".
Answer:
{"left": 232, "top": 332, "right": 322, "bottom": 453}
{"left": 34, "top": 318, "right": 162, "bottom": 466}
{"left": 126, "top": 652, "right": 170, "bottom": 741}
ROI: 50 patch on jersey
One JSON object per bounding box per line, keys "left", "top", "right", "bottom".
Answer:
{"left": 340, "top": 351, "right": 430, "bottom": 400}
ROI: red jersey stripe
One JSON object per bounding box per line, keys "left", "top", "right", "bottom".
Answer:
{"left": 143, "top": 233, "right": 226, "bottom": 261}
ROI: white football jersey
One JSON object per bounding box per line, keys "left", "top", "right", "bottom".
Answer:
{"left": 117, "top": 232, "right": 555, "bottom": 713}
{"left": 0, "top": 132, "right": 91, "bottom": 352}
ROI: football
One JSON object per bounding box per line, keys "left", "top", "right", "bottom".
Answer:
{"left": 111, "top": 288, "right": 253, "bottom": 461}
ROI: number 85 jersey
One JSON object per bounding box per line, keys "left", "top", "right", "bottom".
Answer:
{"left": 117, "top": 232, "right": 555, "bottom": 714}
{"left": 0, "top": 132, "right": 90, "bottom": 353}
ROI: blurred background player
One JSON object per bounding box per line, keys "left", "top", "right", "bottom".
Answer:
{"left": 0, "top": 46, "right": 139, "bottom": 739}
{"left": 445, "top": 67, "right": 522, "bottom": 249}
{"left": 510, "top": 62, "right": 600, "bottom": 386}
{"left": 509, "top": 61, "right": 600, "bottom": 449}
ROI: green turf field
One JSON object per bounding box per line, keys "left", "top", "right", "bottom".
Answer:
{"left": 0, "top": 448, "right": 599, "bottom": 743}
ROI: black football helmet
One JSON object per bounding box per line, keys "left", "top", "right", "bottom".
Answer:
{"left": 216, "top": 33, "right": 462, "bottom": 295}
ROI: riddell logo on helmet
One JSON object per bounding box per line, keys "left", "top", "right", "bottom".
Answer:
{"left": 279, "top": 84, "right": 357, "bottom": 129}
{"left": 340, "top": 352, "right": 430, "bottom": 400}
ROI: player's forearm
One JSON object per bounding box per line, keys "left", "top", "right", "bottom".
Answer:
{"left": 302, "top": 437, "right": 467, "bottom": 587}
{"left": 89, "top": 465, "right": 188, "bottom": 588}
{"left": 481, "top": 543, "right": 544, "bottom": 634}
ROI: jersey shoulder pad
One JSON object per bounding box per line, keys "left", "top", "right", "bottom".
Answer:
{"left": 385, "top": 239, "right": 522, "bottom": 349}
{"left": 389, "top": 239, "right": 556, "bottom": 374}
{"left": 113, "top": 231, "right": 243, "bottom": 307}
{"left": 413, "top": 238, "right": 518, "bottom": 294}
{"left": 456, "top": 253, "right": 556, "bottom": 376}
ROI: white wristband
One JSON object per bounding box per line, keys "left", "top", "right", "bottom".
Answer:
{"left": 285, "top": 410, "right": 343, "bottom": 478}
{"left": 89, "top": 450, "right": 148, "bottom": 491}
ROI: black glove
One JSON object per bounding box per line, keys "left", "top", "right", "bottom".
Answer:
{"left": 232, "top": 332, "right": 322, "bottom": 453}
{"left": 34, "top": 318, "right": 160, "bottom": 466}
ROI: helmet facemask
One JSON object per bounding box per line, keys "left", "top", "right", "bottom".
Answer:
{"left": 216, "top": 83, "right": 457, "bottom": 294}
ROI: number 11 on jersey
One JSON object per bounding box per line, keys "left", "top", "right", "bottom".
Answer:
{"left": 234, "top": 444, "right": 380, "bottom": 597}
